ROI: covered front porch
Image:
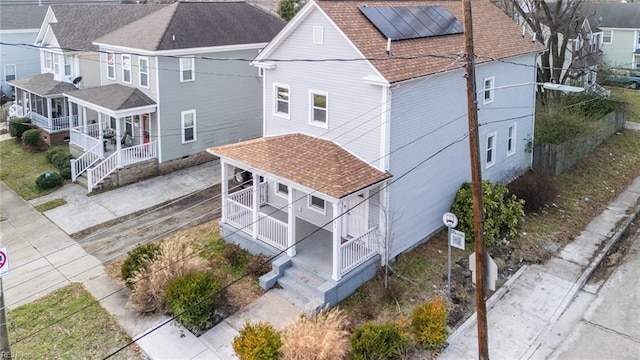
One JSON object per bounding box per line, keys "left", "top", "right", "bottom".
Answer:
{"left": 8, "top": 74, "right": 78, "bottom": 139}
{"left": 65, "top": 84, "right": 158, "bottom": 192}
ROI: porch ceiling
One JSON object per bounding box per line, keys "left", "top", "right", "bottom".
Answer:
{"left": 9, "top": 73, "right": 77, "bottom": 97}
{"left": 209, "top": 133, "right": 391, "bottom": 199}
{"left": 64, "top": 84, "right": 156, "bottom": 113}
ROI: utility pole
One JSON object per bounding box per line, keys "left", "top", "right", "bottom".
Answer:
{"left": 461, "top": 0, "right": 489, "bottom": 359}
{"left": 0, "top": 279, "right": 10, "bottom": 359}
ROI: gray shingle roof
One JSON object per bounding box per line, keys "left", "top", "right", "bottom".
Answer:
{"left": 65, "top": 84, "right": 156, "bottom": 111}
{"left": 580, "top": 3, "right": 640, "bottom": 29}
{"left": 94, "top": 1, "right": 285, "bottom": 51}
{"left": 46, "top": 4, "right": 165, "bottom": 52}
{"left": 0, "top": 5, "right": 49, "bottom": 30}
{"left": 9, "top": 73, "right": 77, "bottom": 96}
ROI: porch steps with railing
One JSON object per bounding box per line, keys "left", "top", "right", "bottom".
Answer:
{"left": 74, "top": 167, "right": 116, "bottom": 192}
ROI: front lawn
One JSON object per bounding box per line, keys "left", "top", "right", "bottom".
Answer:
{"left": 0, "top": 140, "right": 69, "bottom": 200}
{"left": 8, "top": 283, "right": 142, "bottom": 359}
{"left": 610, "top": 87, "right": 640, "bottom": 122}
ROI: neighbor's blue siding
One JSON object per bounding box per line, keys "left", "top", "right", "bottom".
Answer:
{"left": 0, "top": 32, "right": 40, "bottom": 96}
{"left": 386, "top": 53, "right": 537, "bottom": 258}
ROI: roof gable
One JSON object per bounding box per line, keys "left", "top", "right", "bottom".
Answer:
{"left": 94, "top": 1, "right": 286, "bottom": 52}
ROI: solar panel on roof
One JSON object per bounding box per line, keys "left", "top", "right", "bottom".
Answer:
{"left": 359, "top": 6, "right": 463, "bottom": 41}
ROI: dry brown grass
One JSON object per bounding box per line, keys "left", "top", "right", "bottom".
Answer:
{"left": 130, "top": 236, "right": 211, "bottom": 314}
{"left": 281, "top": 307, "right": 351, "bottom": 360}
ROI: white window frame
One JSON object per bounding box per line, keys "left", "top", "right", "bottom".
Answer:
{"left": 309, "top": 90, "right": 328, "bottom": 128}
{"left": 483, "top": 77, "right": 495, "bottom": 105}
{"left": 602, "top": 29, "right": 612, "bottom": 44}
{"left": 313, "top": 26, "right": 324, "bottom": 45}
{"left": 4, "top": 64, "right": 16, "bottom": 83}
{"left": 507, "top": 123, "right": 516, "bottom": 157}
{"left": 44, "top": 51, "right": 52, "bottom": 71}
{"left": 273, "top": 83, "right": 290, "bottom": 119}
{"left": 180, "top": 57, "right": 194, "bottom": 82}
{"left": 122, "top": 54, "right": 131, "bottom": 84}
{"left": 139, "top": 57, "right": 149, "bottom": 88}
{"left": 64, "top": 56, "right": 72, "bottom": 77}
{"left": 181, "top": 110, "right": 196, "bottom": 144}
{"left": 308, "top": 195, "right": 326, "bottom": 214}
{"left": 275, "top": 182, "right": 289, "bottom": 198}
{"left": 106, "top": 52, "right": 116, "bottom": 80}
{"left": 53, "top": 54, "right": 60, "bottom": 75}
{"left": 486, "top": 131, "right": 496, "bottom": 168}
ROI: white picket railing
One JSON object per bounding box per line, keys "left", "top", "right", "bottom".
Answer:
{"left": 229, "top": 187, "right": 253, "bottom": 207}
{"left": 341, "top": 226, "right": 379, "bottom": 275}
{"left": 227, "top": 199, "right": 253, "bottom": 235}
{"left": 120, "top": 142, "right": 157, "bottom": 166}
{"left": 257, "top": 213, "right": 288, "bottom": 250}
{"left": 71, "top": 141, "right": 101, "bottom": 182}
{"left": 87, "top": 152, "right": 118, "bottom": 193}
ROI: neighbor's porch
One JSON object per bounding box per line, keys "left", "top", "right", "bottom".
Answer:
{"left": 10, "top": 86, "right": 76, "bottom": 133}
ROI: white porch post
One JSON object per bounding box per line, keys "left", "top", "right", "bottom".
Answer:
{"left": 67, "top": 99, "right": 73, "bottom": 127}
{"left": 220, "top": 161, "right": 228, "bottom": 223}
{"left": 46, "top": 98, "right": 52, "bottom": 127}
{"left": 252, "top": 172, "right": 259, "bottom": 240}
{"left": 115, "top": 117, "right": 122, "bottom": 167}
{"left": 82, "top": 106, "right": 88, "bottom": 130}
{"left": 287, "top": 188, "right": 296, "bottom": 257}
{"left": 332, "top": 200, "right": 343, "bottom": 281}
{"left": 98, "top": 113, "right": 105, "bottom": 157}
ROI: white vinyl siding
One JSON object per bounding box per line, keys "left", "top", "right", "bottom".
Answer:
{"left": 308, "top": 195, "right": 326, "bottom": 214}
{"left": 180, "top": 57, "right": 194, "bottom": 82}
{"left": 483, "top": 76, "right": 494, "bottom": 104}
{"left": 309, "top": 90, "right": 328, "bottom": 128}
{"left": 313, "top": 26, "right": 324, "bottom": 44}
{"left": 106, "top": 52, "right": 116, "bottom": 80}
{"left": 139, "top": 57, "right": 149, "bottom": 88}
{"left": 122, "top": 54, "right": 131, "bottom": 84}
{"left": 4, "top": 65, "right": 16, "bottom": 83}
{"left": 486, "top": 131, "right": 496, "bottom": 168}
{"left": 274, "top": 84, "right": 290, "bottom": 119}
{"left": 181, "top": 110, "right": 196, "bottom": 143}
{"left": 507, "top": 123, "right": 516, "bottom": 156}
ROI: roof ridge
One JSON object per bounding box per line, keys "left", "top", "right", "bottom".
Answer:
{"left": 153, "top": 2, "right": 181, "bottom": 52}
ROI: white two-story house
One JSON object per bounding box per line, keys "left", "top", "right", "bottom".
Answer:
{"left": 65, "top": 1, "right": 285, "bottom": 192}
{"left": 8, "top": 4, "right": 163, "bottom": 145}
{"left": 209, "top": 0, "right": 544, "bottom": 308}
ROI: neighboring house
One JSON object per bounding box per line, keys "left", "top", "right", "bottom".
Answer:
{"left": 567, "top": 17, "right": 602, "bottom": 87}
{"left": 64, "top": 1, "right": 285, "bottom": 192}
{"left": 8, "top": 4, "right": 164, "bottom": 144}
{"left": 209, "top": 0, "right": 544, "bottom": 307}
{"left": 580, "top": 3, "right": 640, "bottom": 70}
{"left": 0, "top": 5, "right": 49, "bottom": 98}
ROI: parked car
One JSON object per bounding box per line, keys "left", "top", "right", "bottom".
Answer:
{"left": 605, "top": 69, "right": 640, "bottom": 89}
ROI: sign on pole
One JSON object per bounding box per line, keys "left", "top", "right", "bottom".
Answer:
{"left": 450, "top": 229, "right": 465, "bottom": 250}
{"left": 0, "top": 248, "right": 9, "bottom": 277}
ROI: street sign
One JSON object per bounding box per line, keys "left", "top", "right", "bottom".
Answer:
{"left": 469, "top": 251, "right": 497, "bottom": 291}
{"left": 450, "top": 229, "right": 465, "bottom": 250}
{"left": 442, "top": 212, "right": 458, "bottom": 228}
{"left": 0, "top": 248, "right": 8, "bottom": 277}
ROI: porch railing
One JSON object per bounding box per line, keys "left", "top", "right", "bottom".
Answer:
{"left": 28, "top": 112, "right": 75, "bottom": 132}
{"left": 120, "top": 142, "right": 157, "bottom": 166}
{"left": 71, "top": 141, "right": 101, "bottom": 182}
{"left": 228, "top": 183, "right": 267, "bottom": 207}
{"left": 257, "top": 213, "right": 288, "bottom": 250}
{"left": 341, "top": 226, "right": 379, "bottom": 275}
{"left": 227, "top": 199, "right": 253, "bottom": 235}
{"left": 87, "top": 152, "right": 117, "bottom": 193}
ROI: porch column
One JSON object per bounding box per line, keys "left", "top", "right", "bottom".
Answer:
{"left": 82, "top": 106, "right": 88, "bottom": 130}
{"left": 98, "top": 113, "right": 105, "bottom": 157}
{"left": 115, "top": 117, "right": 122, "bottom": 167}
{"left": 332, "top": 200, "right": 343, "bottom": 281}
{"left": 220, "top": 161, "right": 228, "bottom": 223}
{"left": 252, "top": 172, "right": 259, "bottom": 240}
{"left": 67, "top": 99, "right": 73, "bottom": 128}
{"left": 46, "top": 98, "right": 52, "bottom": 128}
{"left": 286, "top": 188, "right": 296, "bottom": 257}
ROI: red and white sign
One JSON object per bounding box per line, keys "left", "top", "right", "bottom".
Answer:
{"left": 0, "top": 247, "right": 9, "bottom": 277}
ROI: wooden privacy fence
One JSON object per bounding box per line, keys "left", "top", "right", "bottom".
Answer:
{"left": 532, "top": 109, "right": 626, "bottom": 175}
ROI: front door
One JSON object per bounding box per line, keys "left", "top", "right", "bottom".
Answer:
{"left": 142, "top": 114, "right": 150, "bottom": 144}
{"left": 345, "top": 193, "right": 368, "bottom": 238}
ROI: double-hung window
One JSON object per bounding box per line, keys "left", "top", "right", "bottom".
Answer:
{"left": 309, "top": 90, "right": 328, "bottom": 128}
{"left": 64, "top": 56, "right": 72, "bottom": 77}
{"left": 180, "top": 57, "right": 194, "bottom": 82}
{"left": 44, "top": 51, "right": 52, "bottom": 71}
{"left": 181, "top": 110, "right": 196, "bottom": 143}
{"left": 53, "top": 54, "right": 60, "bottom": 75}
{"left": 139, "top": 57, "right": 149, "bottom": 88}
{"left": 483, "top": 77, "right": 495, "bottom": 104}
{"left": 122, "top": 54, "right": 131, "bottom": 84}
{"left": 507, "top": 123, "right": 516, "bottom": 156}
{"left": 106, "top": 52, "right": 116, "bottom": 80}
{"left": 274, "top": 84, "right": 290, "bottom": 118}
{"left": 602, "top": 29, "right": 612, "bottom": 44}
{"left": 4, "top": 65, "right": 16, "bottom": 82}
{"left": 308, "top": 195, "right": 326, "bottom": 214}
{"left": 486, "top": 132, "right": 496, "bottom": 168}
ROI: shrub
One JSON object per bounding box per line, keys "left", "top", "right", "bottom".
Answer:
{"left": 281, "top": 307, "right": 350, "bottom": 360}
{"left": 411, "top": 297, "right": 448, "bottom": 350}
{"left": 233, "top": 320, "right": 282, "bottom": 360}
{"left": 164, "top": 271, "right": 222, "bottom": 331}
{"left": 21, "top": 129, "right": 41, "bottom": 147}
{"left": 350, "top": 321, "right": 411, "bottom": 360}
{"left": 121, "top": 243, "right": 161, "bottom": 288}
{"left": 59, "top": 164, "right": 72, "bottom": 180}
{"left": 246, "top": 254, "right": 272, "bottom": 276}
{"left": 9, "top": 117, "right": 32, "bottom": 138}
{"left": 50, "top": 151, "right": 73, "bottom": 170}
{"left": 35, "top": 172, "right": 64, "bottom": 190}
{"left": 129, "top": 237, "right": 212, "bottom": 314}
{"left": 450, "top": 180, "right": 525, "bottom": 247}
{"left": 223, "top": 243, "right": 248, "bottom": 268}
{"left": 46, "top": 147, "right": 67, "bottom": 163}
{"left": 507, "top": 170, "right": 559, "bottom": 213}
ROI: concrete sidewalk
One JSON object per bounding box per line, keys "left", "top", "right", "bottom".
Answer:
{"left": 438, "top": 176, "right": 640, "bottom": 359}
